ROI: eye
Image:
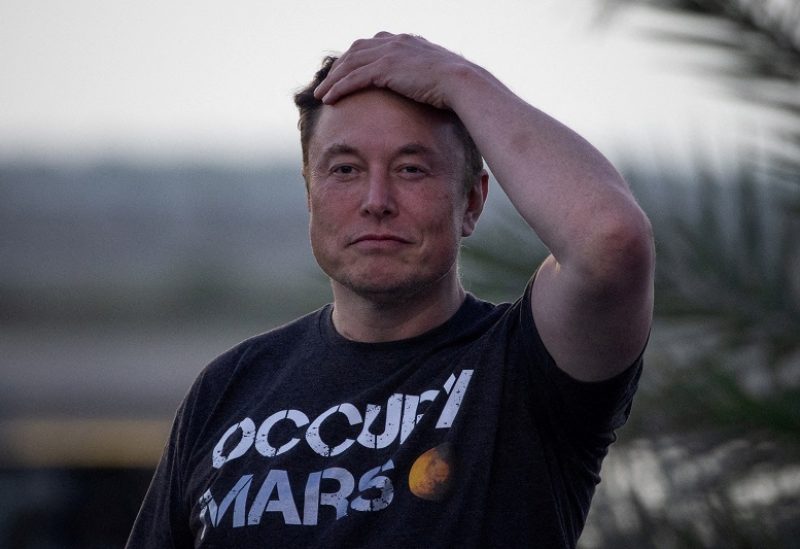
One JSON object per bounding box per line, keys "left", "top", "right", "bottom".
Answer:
{"left": 332, "top": 165, "right": 356, "bottom": 175}
{"left": 397, "top": 165, "right": 427, "bottom": 179}
{"left": 329, "top": 164, "right": 361, "bottom": 181}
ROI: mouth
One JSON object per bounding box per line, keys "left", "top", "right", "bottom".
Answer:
{"left": 349, "top": 233, "right": 414, "bottom": 252}
{"left": 351, "top": 233, "right": 412, "bottom": 245}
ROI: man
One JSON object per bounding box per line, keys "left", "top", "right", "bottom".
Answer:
{"left": 127, "top": 32, "right": 654, "bottom": 548}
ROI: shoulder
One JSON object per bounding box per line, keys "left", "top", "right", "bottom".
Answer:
{"left": 195, "top": 305, "right": 330, "bottom": 390}
{"left": 443, "top": 292, "right": 514, "bottom": 342}
{"left": 171, "top": 305, "right": 331, "bottom": 447}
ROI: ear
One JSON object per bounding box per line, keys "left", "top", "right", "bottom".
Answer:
{"left": 461, "top": 170, "right": 489, "bottom": 237}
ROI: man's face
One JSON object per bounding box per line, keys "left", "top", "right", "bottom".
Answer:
{"left": 306, "top": 89, "right": 481, "bottom": 301}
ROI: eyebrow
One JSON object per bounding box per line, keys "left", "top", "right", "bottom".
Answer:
{"left": 396, "top": 143, "right": 437, "bottom": 158}
{"left": 317, "top": 143, "right": 359, "bottom": 166}
{"left": 316, "top": 141, "right": 440, "bottom": 168}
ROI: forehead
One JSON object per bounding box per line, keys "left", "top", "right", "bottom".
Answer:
{"left": 309, "top": 89, "right": 462, "bottom": 162}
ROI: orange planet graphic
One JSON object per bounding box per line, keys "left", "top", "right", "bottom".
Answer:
{"left": 408, "top": 442, "right": 455, "bottom": 501}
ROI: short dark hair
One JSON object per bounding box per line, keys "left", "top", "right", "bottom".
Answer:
{"left": 293, "top": 56, "right": 484, "bottom": 191}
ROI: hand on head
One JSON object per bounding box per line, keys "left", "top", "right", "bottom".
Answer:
{"left": 313, "top": 32, "right": 471, "bottom": 110}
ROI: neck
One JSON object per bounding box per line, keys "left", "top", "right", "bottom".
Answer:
{"left": 330, "top": 275, "right": 466, "bottom": 343}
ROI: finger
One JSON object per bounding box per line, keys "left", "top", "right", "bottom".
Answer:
{"left": 312, "top": 60, "right": 340, "bottom": 100}
{"left": 319, "top": 62, "right": 386, "bottom": 104}
{"left": 314, "top": 40, "right": 388, "bottom": 100}
{"left": 312, "top": 38, "right": 374, "bottom": 99}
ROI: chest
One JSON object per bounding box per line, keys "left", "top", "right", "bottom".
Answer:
{"left": 182, "top": 339, "right": 555, "bottom": 546}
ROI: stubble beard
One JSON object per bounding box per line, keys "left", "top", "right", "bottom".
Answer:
{"left": 326, "top": 255, "right": 461, "bottom": 308}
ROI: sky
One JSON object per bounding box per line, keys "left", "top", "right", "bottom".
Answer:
{"left": 0, "top": 0, "right": 759, "bottom": 166}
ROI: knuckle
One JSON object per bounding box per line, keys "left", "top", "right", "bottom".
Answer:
{"left": 350, "top": 38, "right": 368, "bottom": 49}
{"left": 398, "top": 32, "right": 424, "bottom": 43}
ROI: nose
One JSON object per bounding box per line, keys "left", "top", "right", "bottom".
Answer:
{"left": 361, "top": 172, "right": 397, "bottom": 218}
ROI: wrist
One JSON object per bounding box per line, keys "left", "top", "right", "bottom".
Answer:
{"left": 441, "top": 61, "right": 502, "bottom": 113}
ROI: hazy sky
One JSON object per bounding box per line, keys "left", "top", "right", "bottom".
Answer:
{"left": 0, "top": 0, "right": 754, "bottom": 165}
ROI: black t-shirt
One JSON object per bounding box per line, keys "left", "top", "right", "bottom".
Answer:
{"left": 126, "top": 288, "right": 642, "bottom": 548}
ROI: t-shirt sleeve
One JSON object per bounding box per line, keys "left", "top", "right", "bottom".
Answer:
{"left": 518, "top": 276, "right": 644, "bottom": 438}
{"left": 125, "top": 338, "right": 256, "bottom": 548}
{"left": 125, "top": 387, "right": 197, "bottom": 549}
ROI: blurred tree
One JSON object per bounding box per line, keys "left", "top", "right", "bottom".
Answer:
{"left": 462, "top": 0, "right": 800, "bottom": 547}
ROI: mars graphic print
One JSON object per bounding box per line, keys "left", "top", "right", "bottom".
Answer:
{"left": 126, "top": 289, "right": 641, "bottom": 549}
{"left": 196, "top": 368, "right": 473, "bottom": 536}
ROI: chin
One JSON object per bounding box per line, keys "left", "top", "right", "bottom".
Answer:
{"left": 344, "top": 279, "right": 426, "bottom": 303}
{"left": 336, "top": 268, "right": 455, "bottom": 305}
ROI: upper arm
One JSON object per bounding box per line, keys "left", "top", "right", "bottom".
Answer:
{"left": 530, "top": 215, "right": 655, "bottom": 382}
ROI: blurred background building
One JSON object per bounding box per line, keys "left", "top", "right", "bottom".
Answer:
{"left": 1, "top": 0, "right": 798, "bottom": 547}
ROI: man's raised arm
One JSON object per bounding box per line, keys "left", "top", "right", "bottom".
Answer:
{"left": 315, "top": 32, "right": 655, "bottom": 382}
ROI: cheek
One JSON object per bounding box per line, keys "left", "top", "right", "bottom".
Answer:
{"left": 309, "top": 183, "right": 360, "bottom": 218}
{"left": 427, "top": 194, "right": 466, "bottom": 235}
{"left": 419, "top": 208, "right": 464, "bottom": 257}
{"left": 308, "top": 191, "right": 341, "bottom": 229}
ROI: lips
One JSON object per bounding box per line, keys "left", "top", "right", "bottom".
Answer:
{"left": 350, "top": 233, "right": 412, "bottom": 245}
